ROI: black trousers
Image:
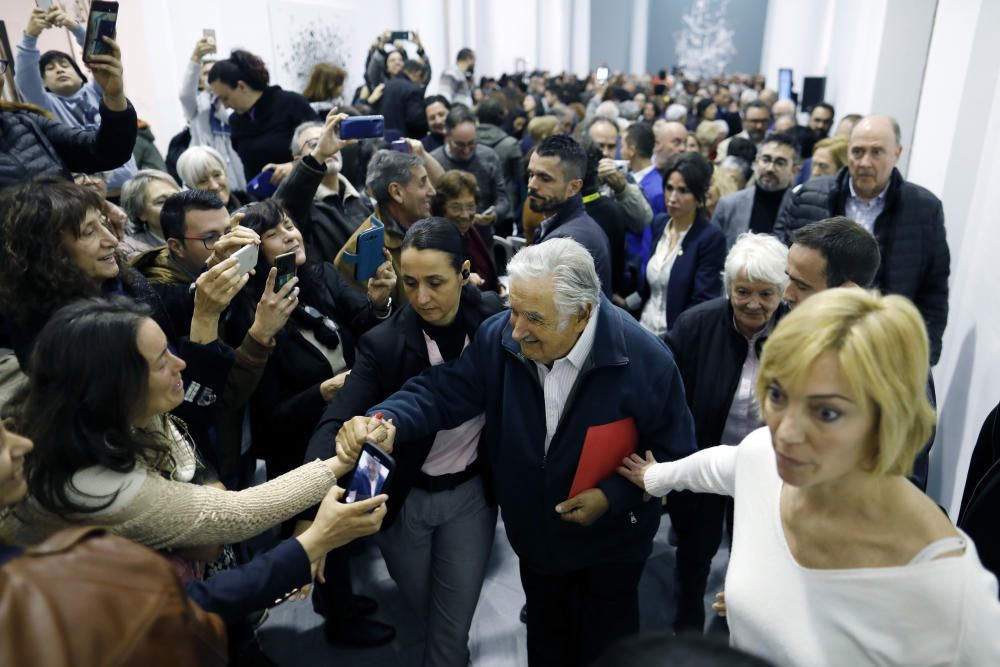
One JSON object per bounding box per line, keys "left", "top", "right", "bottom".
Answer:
{"left": 666, "top": 489, "right": 728, "bottom": 633}
{"left": 518, "top": 559, "right": 646, "bottom": 667}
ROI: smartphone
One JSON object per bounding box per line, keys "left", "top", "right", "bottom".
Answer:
{"left": 231, "top": 243, "right": 258, "bottom": 277}
{"left": 389, "top": 30, "right": 411, "bottom": 42}
{"left": 35, "top": 0, "right": 54, "bottom": 10}
{"left": 596, "top": 66, "right": 609, "bottom": 85}
{"left": 341, "top": 217, "right": 385, "bottom": 281}
{"left": 202, "top": 28, "right": 217, "bottom": 52}
{"left": 614, "top": 160, "right": 629, "bottom": 175}
{"left": 274, "top": 250, "right": 297, "bottom": 292}
{"left": 83, "top": 1, "right": 119, "bottom": 63}
{"left": 344, "top": 443, "right": 395, "bottom": 504}
{"left": 390, "top": 138, "right": 410, "bottom": 153}
{"left": 340, "top": 115, "right": 385, "bottom": 140}
{"left": 246, "top": 168, "right": 278, "bottom": 199}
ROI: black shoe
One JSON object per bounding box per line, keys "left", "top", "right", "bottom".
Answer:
{"left": 519, "top": 603, "right": 527, "bottom": 624}
{"left": 324, "top": 615, "right": 396, "bottom": 647}
{"left": 351, "top": 594, "right": 378, "bottom": 616}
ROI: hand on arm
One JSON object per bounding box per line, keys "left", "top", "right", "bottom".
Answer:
{"left": 335, "top": 416, "right": 397, "bottom": 468}
{"left": 617, "top": 450, "right": 659, "bottom": 493}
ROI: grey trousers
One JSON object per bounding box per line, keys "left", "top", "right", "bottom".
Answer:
{"left": 375, "top": 475, "right": 497, "bottom": 667}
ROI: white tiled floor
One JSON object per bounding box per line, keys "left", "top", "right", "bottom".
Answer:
{"left": 258, "top": 513, "right": 730, "bottom": 666}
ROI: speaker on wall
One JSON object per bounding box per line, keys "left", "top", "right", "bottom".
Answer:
{"left": 802, "top": 77, "right": 827, "bottom": 110}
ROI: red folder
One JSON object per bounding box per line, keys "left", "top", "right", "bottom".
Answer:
{"left": 568, "top": 417, "right": 639, "bottom": 498}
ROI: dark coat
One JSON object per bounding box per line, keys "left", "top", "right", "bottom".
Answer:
{"left": 0, "top": 101, "right": 137, "bottom": 190}
{"left": 958, "top": 400, "right": 1000, "bottom": 592}
{"left": 640, "top": 212, "right": 727, "bottom": 329}
{"left": 247, "top": 262, "right": 379, "bottom": 478}
{"left": 306, "top": 285, "right": 503, "bottom": 526}
{"left": 537, "top": 194, "right": 614, "bottom": 297}
{"left": 274, "top": 156, "right": 373, "bottom": 263}
{"left": 430, "top": 144, "right": 511, "bottom": 227}
{"left": 380, "top": 75, "right": 428, "bottom": 139}
{"left": 583, "top": 191, "right": 627, "bottom": 295}
{"left": 368, "top": 296, "right": 697, "bottom": 574}
{"left": 229, "top": 86, "right": 319, "bottom": 180}
{"left": 773, "top": 167, "right": 950, "bottom": 364}
{"left": 666, "top": 297, "right": 788, "bottom": 449}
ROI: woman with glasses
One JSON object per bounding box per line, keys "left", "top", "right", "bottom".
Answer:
{"left": 430, "top": 170, "right": 499, "bottom": 292}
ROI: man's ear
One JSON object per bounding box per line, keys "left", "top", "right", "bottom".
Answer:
{"left": 387, "top": 182, "right": 405, "bottom": 205}
{"left": 166, "top": 238, "right": 185, "bottom": 258}
{"left": 566, "top": 177, "right": 583, "bottom": 198}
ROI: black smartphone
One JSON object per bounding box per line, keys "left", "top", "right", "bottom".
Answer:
{"left": 83, "top": 1, "right": 119, "bottom": 63}
{"left": 274, "top": 250, "right": 297, "bottom": 292}
{"left": 341, "top": 217, "right": 385, "bottom": 281}
{"left": 390, "top": 30, "right": 411, "bottom": 42}
{"left": 340, "top": 115, "right": 385, "bottom": 140}
{"left": 345, "top": 443, "right": 395, "bottom": 504}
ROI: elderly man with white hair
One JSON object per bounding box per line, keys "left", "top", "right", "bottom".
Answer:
{"left": 339, "top": 237, "right": 696, "bottom": 666}
{"left": 662, "top": 232, "right": 789, "bottom": 633}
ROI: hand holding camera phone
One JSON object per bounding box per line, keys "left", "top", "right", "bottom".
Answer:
{"left": 231, "top": 243, "right": 259, "bottom": 277}
{"left": 274, "top": 251, "right": 297, "bottom": 292}
{"left": 340, "top": 115, "right": 385, "bottom": 140}
{"left": 341, "top": 218, "right": 385, "bottom": 281}
{"left": 83, "top": 1, "right": 119, "bottom": 63}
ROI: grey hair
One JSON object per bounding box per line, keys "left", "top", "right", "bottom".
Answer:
{"left": 120, "top": 169, "right": 179, "bottom": 224}
{"left": 507, "top": 238, "right": 601, "bottom": 330}
{"left": 176, "top": 146, "right": 226, "bottom": 188}
{"left": 290, "top": 120, "right": 324, "bottom": 155}
{"left": 365, "top": 149, "right": 424, "bottom": 204}
{"left": 665, "top": 103, "right": 688, "bottom": 122}
{"left": 723, "top": 232, "right": 790, "bottom": 295}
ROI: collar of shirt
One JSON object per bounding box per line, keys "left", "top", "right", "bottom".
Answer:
{"left": 847, "top": 177, "right": 890, "bottom": 206}
{"left": 731, "top": 310, "right": 774, "bottom": 346}
{"left": 632, "top": 164, "right": 655, "bottom": 184}
{"left": 315, "top": 174, "right": 360, "bottom": 202}
{"left": 535, "top": 302, "right": 601, "bottom": 377}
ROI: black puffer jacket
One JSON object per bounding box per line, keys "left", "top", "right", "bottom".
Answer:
{"left": 0, "top": 101, "right": 138, "bottom": 190}
{"left": 773, "top": 167, "right": 950, "bottom": 365}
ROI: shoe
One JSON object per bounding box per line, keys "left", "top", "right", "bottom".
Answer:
{"left": 351, "top": 594, "right": 378, "bottom": 616}
{"left": 324, "top": 615, "right": 396, "bottom": 647}
{"left": 519, "top": 603, "right": 527, "bottom": 624}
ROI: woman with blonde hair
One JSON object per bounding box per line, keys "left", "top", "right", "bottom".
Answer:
{"left": 809, "top": 135, "right": 848, "bottom": 178}
{"left": 621, "top": 288, "right": 1000, "bottom": 666}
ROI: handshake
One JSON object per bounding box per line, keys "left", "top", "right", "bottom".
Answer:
{"left": 335, "top": 414, "right": 396, "bottom": 468}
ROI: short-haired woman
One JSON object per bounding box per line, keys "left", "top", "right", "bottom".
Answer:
{"left": 431, "top": 170, "right": 500, "bottom": 292}
{"left": 638, "top": 151, "right": 726, "bottom": 334}
{"left": 662, "top": 232, "right": 789, "bottom": 632}
{"left": 176, "top": 145, "right": 254, "bottom": 213}
{"left": 119, "top": 169, "right": 180, "bottom": 257}
{"left": 622, "top": 288, "right": 1000, "bottom": 665}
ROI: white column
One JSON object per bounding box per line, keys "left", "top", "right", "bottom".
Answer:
{"left": 628, "top": 0, "right": 649, "bottom": 76}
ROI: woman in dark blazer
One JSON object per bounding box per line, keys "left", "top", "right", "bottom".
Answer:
{"left": 306, "top": 217, "right": 502, "bottom": 667}
{"left": 638, "top": 151, "right": 726, "bottom": 334}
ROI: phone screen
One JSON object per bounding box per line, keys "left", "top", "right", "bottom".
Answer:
{"left": 84, "top": 2, "right": 119, "bottom": 62}
{"left": 274, "top": 251, "right": 297, "bottom": 291}
{"left": 596, "top": 66, "right": 609, "bottom": 84}
{"left": 345, "top": 446, "right": 394, "bottom": 503}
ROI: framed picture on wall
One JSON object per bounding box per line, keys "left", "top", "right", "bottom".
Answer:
{"left": 0, "top": 21, "right": 18, "bottom": 103}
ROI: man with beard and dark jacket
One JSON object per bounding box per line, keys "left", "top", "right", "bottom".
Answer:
{"left": 381, "top": 59, "right": 429, "bottom": 139}
{"left": 275, "top": 116, "right": 373, "bottom": 263}
{"left": 431, "top": 106, "right": 510, "bottom": 245}
{"left": 529, "top": 135, "right": 613, "bottom": 297}
{"left": 774, "top": 115, "right": 950, "bottom": 365}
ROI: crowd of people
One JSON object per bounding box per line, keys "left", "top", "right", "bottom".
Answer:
{"left": 1, "top": 6, "right": 999, "bottom": 667}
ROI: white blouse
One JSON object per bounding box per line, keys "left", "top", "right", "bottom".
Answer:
{"left": 640, "top": 222, "right": 688, "bottom": 336}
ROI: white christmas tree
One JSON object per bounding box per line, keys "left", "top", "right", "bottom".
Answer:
{"left": 675, "top": 0, "right": 737, "bottom": 79}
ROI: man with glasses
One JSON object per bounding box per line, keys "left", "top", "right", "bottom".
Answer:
{"left": 715, "top": 100, "right": 772, "bottom": 165}
{"left": 430, "top": 106, "right": 510, "bottom": 246}
{"left": 274, "top": 115, "right": 374, "bottom": 262}
{"left": 711, "top": 132, "right": 800, "bottom": 249}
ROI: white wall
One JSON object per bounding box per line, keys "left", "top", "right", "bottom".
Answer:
{"left": 907, "top": 0, "right": 1000, "bottom": 516}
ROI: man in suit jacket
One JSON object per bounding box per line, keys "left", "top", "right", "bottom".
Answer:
{"left": 622, "top": 122, "right": 665, "bottom": 217}
{"left": 380, "top": 59, "right": 428, "bottom": 140}
{"left": 712, "top": 132, "right": 799, "bottom": 249}
{"left": 347, "top": 453, "right": 387, "bottom": 502}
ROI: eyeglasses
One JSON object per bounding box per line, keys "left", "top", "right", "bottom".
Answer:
{"left": 757, "top": 154, "right": 790, "bottom": 169}
{"left": 445, "top": 203, "right": 477, "bottom": 215}
{"left": 183, "top": 233, "right": 223, "bottom": 250}
{"left": 301, "top": 138, "right": 320, "bottom": 153}
{"left": 449, "top": 139, "right": 477, "bottom": 151}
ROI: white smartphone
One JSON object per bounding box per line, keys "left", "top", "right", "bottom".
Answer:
{"left": 232, "top": 243, "right": 259, "bottom": 277}
{"left": 35, "top": 0, "right": 54, "bottom": 9}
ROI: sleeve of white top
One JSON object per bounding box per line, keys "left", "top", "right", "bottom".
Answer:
{"left": 957, "top": 552, "right": 1000, "bottom": 663}
{"left": 642, "top": 444, "right": 739, "bottom": 498}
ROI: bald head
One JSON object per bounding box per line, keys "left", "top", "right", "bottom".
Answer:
{"left": 772, "top": 99, "right": 795, "bottom": 117}
{"left": 653, "top": 120, "right": 688, "bottom": 169}
{"left": 847, "top": 115, "right": 902, "bottom": 200}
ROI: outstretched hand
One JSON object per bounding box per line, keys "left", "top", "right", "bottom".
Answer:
{"left": 617, "top": 450, "right": 658, "bottom": 491}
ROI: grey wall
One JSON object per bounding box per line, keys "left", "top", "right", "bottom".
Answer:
{"left": 590, "top": 0, "right": 635, "bottom": 71}
{"left": 645, "top": 0, "right": 769, "bottom": 76}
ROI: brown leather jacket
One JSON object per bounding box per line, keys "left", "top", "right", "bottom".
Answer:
{"left": 0, "top": 527, "right": 227, "bottom": 666}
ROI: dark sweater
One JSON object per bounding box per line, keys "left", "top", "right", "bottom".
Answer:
{"left": 748, "top": 185, "right": 787, "bottom": 235}
{"left": 229, "top": 86, "right": 319, "bottom": 179}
